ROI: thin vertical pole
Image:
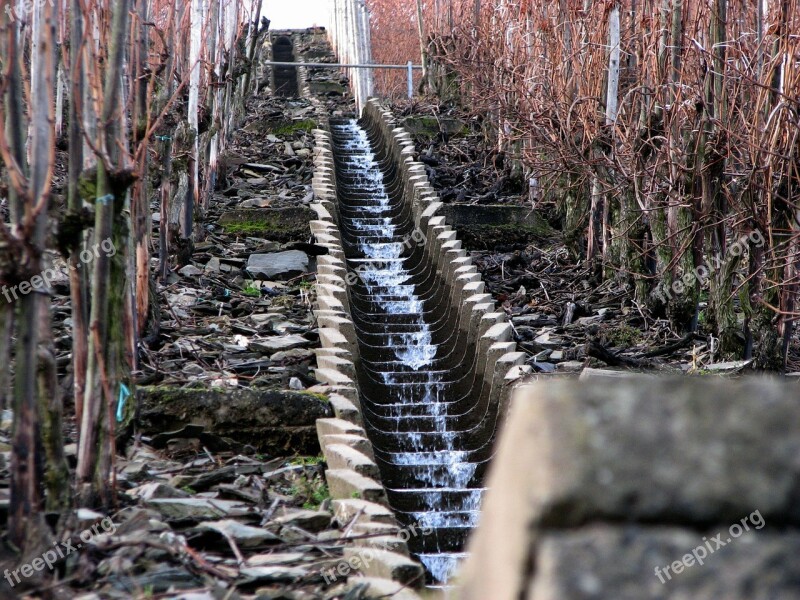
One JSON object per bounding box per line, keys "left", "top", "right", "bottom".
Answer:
{"left": 407, "top": 60, "right": 413, "bottom": 98}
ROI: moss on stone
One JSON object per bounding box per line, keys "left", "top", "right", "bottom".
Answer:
{"left": 298, "top": 391, "right": 330, "bottom": 403}
{"left": 218, "top": 207, "right": 315, "bottom": 242}
{"left": 136, "top": 386, "right": 334, "bottom": 456}
{"left": 403, "top": 116, "right": 467, "bottom": 138}
{"left": 453, "top": 222, "right": 554, "bottom": 251}
{"left": 271, "top": 119, "right": 317, "bottom": 137}
{"left": 223, "top": 221, "right": 277, "bottom": 235}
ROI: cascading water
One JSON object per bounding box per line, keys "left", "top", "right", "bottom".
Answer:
{"left": 329, "top": 118, "right": 496, "bottom": 588}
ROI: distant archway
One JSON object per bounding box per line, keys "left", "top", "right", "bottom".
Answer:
{"left": 272, "top": 36, "right": 298, "bottom": 97}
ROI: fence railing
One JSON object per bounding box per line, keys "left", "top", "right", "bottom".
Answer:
{"left": 263, "top": 61, "right": 424, "bottom": 99}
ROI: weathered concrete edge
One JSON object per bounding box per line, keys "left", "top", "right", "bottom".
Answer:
{"left": 361, "top": 98, "right": 530, "bottom": 411}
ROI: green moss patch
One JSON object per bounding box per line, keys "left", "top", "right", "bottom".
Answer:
{"left": 270, "top": 119, "right": 317, "bottom": 137}
{"left": 218, "top": 207, "right": 315, "bottom": 242}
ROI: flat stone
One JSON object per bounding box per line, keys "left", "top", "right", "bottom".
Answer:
{"left": 179, "top": 264, "right": 203, "bottom": 277}
{"left": 204, "top": 257, "right": 221, "bottom": 273}
{"left": 251, "top": 334, "right": 310, "bottom": 352}
{"left": 250, "top": 313, "right": 287, "bottom": 326}
{"left": 343, "top": 548, "right": 424, "bottom": 587}
{"left": 270, "top": 348, "right": 314, "bottom": 361}
{"left": 704, "top": 360, "right": 753, "bottom": 372}
{"left": 145, "top": 498, "right": 250, "bottom": 521}
{"left": 247, "top": 250, "right": 309, "bottom": 280}
{"left": 534, "top": 330, "right": 563, "bottom": 348}
{"left": 126, "top": 482, "right": 190, "bottom": 500}
{"left": 576, "top": 314, "right": 605, "bottom": 325}
{"left": 239, "top": 197, "right": 272, "bottom": 208}
{"left": 557, "top": 361, "right": 584, "bottom": 371}
{"left": 272, "top": 508, "right": 331, "bottom": 532}
{"left": 237, "top": 565, "right": 308, "bottom": 584}
{"left": 245, "top": 552, "right": 306, "bottom": 567}
{"left": 194, "top": 519, "right": 280, "bottom": 547}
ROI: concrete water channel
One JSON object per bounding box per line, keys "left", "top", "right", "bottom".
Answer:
{"left": 313, "top": 105, "right": 527, "bottom": 586}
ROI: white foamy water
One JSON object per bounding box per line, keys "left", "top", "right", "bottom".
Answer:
{"left": 418, "top": 553, "right": 467, "bottom": 587}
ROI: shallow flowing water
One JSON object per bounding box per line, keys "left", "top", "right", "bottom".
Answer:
{"left": 330, "top": 119, "right": 493, "bottom": 586}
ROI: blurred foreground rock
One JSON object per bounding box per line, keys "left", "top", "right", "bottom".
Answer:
{"left": 456, "top": 378, "right": 800, "bottom": 600}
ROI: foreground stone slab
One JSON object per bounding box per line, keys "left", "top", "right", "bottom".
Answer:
{"left": 458, "top": 378, "right": 800, "bottom": 600}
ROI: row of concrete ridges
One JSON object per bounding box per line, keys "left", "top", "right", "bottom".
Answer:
{"left": 303, "top": 87, "right": 530, "bottom": 592}
{"left": 294, "top": 54, "right": 431, "bottom": 597}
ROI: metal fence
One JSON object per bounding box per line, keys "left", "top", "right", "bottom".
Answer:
{"left": 263, "top": 61, "right": 424, "bottom": 99}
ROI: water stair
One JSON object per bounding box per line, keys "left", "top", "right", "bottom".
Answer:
{"left": 310, "top": 99, "right": 528, "bottom": 587}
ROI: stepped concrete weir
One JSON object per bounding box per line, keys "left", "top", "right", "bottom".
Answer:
{"left": 308, "top": 99, "right": 527, "bottom": 588}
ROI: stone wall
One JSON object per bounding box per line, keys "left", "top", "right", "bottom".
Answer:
{"left": 455, "top": 377, "right": 800, "bottom": 599}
